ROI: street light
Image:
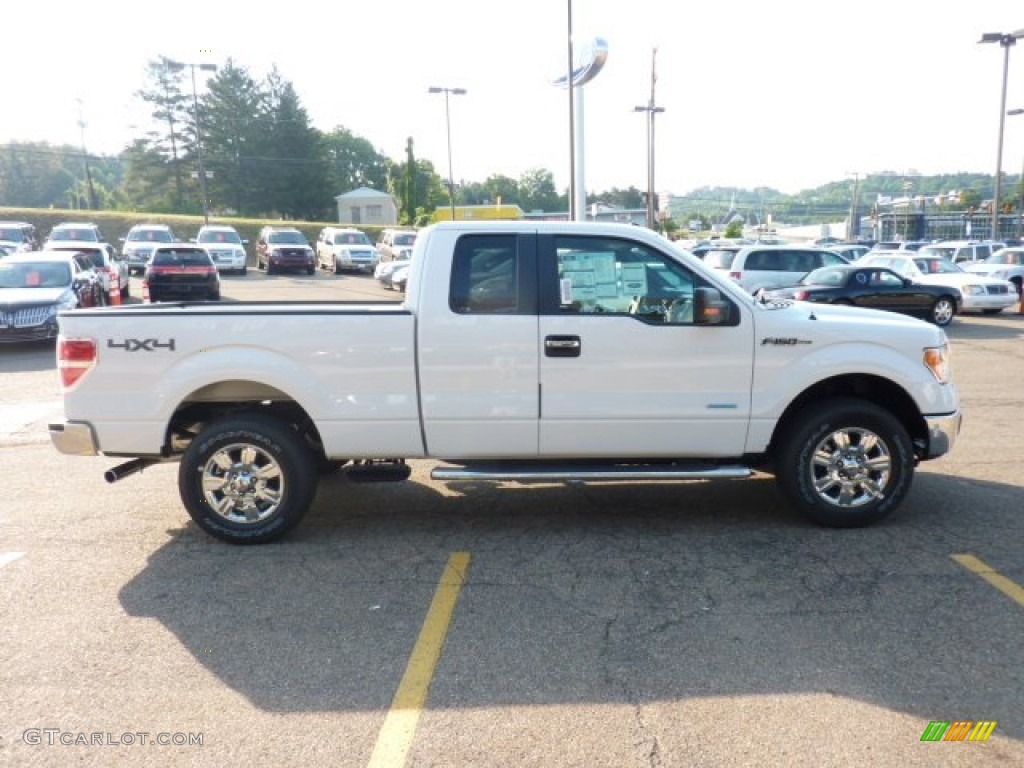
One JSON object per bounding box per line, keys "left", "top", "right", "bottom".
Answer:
{"left": 162, "top": 57, "right": 217, "bottom": 225}
{"left": 978, "top": 30, "right": 1024, "bottom": 240}
{"left": 428, "top": 86, "right": 467, "bottom": 220}
{"left": 634, "top": 49, "right": 664, "bottom": 230}
{"left": 1010, "top": 108, "right": 1024, "bottom": 240}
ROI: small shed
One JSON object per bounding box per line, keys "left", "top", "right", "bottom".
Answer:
{"left": 335, "top": 187, "right": 398, "bottom": 226}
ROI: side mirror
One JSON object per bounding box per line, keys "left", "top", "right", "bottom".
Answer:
{"left": 693, "top": 287, "right": 732, "bottom": 326}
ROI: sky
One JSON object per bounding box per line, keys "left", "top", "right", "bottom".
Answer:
{"left": 3, "top": 0, "right": 1023, "bottom": 196}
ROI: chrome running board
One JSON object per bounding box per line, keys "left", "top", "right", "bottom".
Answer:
{"left": 431, "top": 463, "right": 753, "bottom": 483}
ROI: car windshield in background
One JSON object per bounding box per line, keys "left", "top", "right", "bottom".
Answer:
{"left": 334, "top": 233, "right": 370, "bottom": 245}
{"left": 199, "top": 230, "right": 242, "bottom": 244}
{"left": 987, "top": 250, "right": 1024, "bottom": 265}
{"left": 801, "top": 267, "right": 846, "bottom": 286}
{"left": 128, "top": 229, "right": 174, "bottom": 242}
{"left": 50, "top": 228, "right": 97, "bottom": 241}
{"left": 152, "top": 250, "right": 212, "bottom": 266}
{"left": 268, "top": 231, "right": 307, "bottom": 245}
{"left": 0, "top": 228, "right": 27, "bottom": 241}
{"left": 0, "top": 261, "right": 71, "bottom": 288}
{"left": 704, "top": 250, "right": 738, "bottom": 269}
{"left": 914, "top": 258, "right": 963, "bottom": 274}
{"left": 919, "top": 247, "right": 955, "bottom": 260}
{"left": 394, "top": 234, "right": 416, "bottom": 246}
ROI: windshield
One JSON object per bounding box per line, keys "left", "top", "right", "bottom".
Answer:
{"left": 128, "top": 228, "right": 174, "bottom": 242}
{"left": 334, "top": 232, "right": 370, "bottom": 245}
{"left": 50, "top": 227, "right": 98, "bottom": 242}
{"left": 152, "top": 249, "right": 212, "bottom": 266}
{"left": 394, "top": 234, "right": 416, "bottom": 246}
{"left": 987, "top": 250, "right": 1024, "bottom": 265}
{"left": 704, "top": 249, "right": 737, "bottom": 269}
{"left": 268, "top": 231, "right": 307, "bottom": 245}
{"left": 198, "top": 229, "right": 242, "bottom": 244}
{"left": 918, "top": 247, "right": 954, "bottom": 260}
{"left": 0, "top": 228, "right": 26, "bottom": 242}
{"left": 801, "top": 267, "right": 846, "bottom": 286}
{"left": 914, "top": 257, "right": 963, "bottom": 275}
{"left": 0, "top": 261, "right": 71, "bottom": 288}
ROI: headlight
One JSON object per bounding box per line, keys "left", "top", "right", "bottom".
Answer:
{"left": 961, "top": 285, "right": 985, "bottom": 295}
{"left": 924, "top": 344, "right": 951, "bottom": 384}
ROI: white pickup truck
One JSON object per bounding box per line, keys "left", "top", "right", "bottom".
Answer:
{"left": 49, "top": 221, "right": 961, "bottom": 544}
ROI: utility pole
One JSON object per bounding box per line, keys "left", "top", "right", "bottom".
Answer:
{"left": 847, "top": 172, "right": 861, "bottom": 240}
{"left": 76, "top": 99, "right": 98, "bottom": 210}
{"left": 634, "top": 48, "right": 665, "bottom": 230}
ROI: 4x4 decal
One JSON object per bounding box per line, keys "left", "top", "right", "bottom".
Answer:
{"left": 107, "top": 338, "right": 176, "bottom": 352}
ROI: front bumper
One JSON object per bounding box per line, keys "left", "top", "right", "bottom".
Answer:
{"left": 923, "top": 410, "right": 962, "bottom": 459}
{"left": 49, "top": 420, "right": 99, "bottom": 455}
{"left": 959, "top": 293, "right": 1018, "bottom": 312}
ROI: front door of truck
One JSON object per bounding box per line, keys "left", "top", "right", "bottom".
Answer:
{"left": 537, "top": 233, "right": 755, "bottom": 457}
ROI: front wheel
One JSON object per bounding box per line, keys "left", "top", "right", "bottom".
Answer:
{"left": 774, "top": 397, "right": 914, "bottom": 528}
{"left": 929, "top": 297, "right": 956, "bottom": 326}
{"left": 178, "top": 414, "right": 319, "bottom": 544}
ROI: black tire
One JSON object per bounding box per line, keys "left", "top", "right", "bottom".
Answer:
{"left": 334, "top": 258, "right": 342, "bottom": 275}
{"left": 239, "top": 266, "right": 247, "bottom": 277}
{"left": 1011, "top": 277, "right": 1022, "bottom": 297}
{"left": 306, "top": 266, "right": 315, "bottom": 276}
{"left": 178, "top": 414, "right": 318, "bottom": 544}
{"left": 929, "top": 297, "right": 956, "bottom": 326}
{"left": 121, "top": 280, "right": 130, "bottom": 299}
{"left": 774, "top": 397, "right": 914, "bottom": 528}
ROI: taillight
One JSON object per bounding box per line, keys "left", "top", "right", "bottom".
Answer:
{"left": 794, "top": 290, "right": 809, "bottom": 300}
{"left": 58, "top": 337, "right": 97, "bottom": 390}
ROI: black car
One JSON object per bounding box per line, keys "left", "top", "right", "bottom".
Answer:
{"left": 760, "top": 265, "right": 961, "bottom": 327}
{"left": 143, "top": 245, "right": 221, "bottom": 302}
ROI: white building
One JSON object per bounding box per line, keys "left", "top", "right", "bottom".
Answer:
{"left": 335, "top": 187, "right": 399, "bottom": 226}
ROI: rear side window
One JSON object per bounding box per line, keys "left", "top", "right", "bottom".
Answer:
{"left": 704, "top": 249, "right": 737, "bottom": 269}
{"left": 450, "top": 234, "right": 522, "bottom": 314}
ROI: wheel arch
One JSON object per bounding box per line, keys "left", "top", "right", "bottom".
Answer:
{"left": 768, "top": 374, "right": 928, "bottom": 459}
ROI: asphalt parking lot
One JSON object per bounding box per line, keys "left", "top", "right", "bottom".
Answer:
{"left": 1, "top": 272, "right": 1022, "bottom": 767}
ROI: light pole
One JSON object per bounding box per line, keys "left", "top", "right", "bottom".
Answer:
{"left": 163, "top": 57, "right": 217, "bottom": 225}
{"left": 75, "top": 99, "right": 97, "bottom": 210}
{"left": 634, "top": 48, "right": 664, "bottom": 230}
{"left": 979, "top": 30, "right": 1024, "bottom": 240}
{"left": 428, "top": 86, "right": 466, "bottom": 220}
{"left": 1010, "top": 107, "right": 1024, "bottom": 239}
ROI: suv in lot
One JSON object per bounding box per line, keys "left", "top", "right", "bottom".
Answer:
{"left": 376, "top": 228, "right": 418, "bottom": 264}
{"left": 45, "top": 222, "right": 104, "bottom": 247}
{"left": 122, "top": 224, "right": 176, "bottom": 275}
{"left": 196, "top": 225, "right": 248, "bottom": 275}
{"left": 315, "top": 227, "right": 378, "bottom": 274}
{"left": 0, "top": 221, "right": 39, "bottom": 254}
{"left": 962, "top": 246, "right": 1024, "bottom": 296}
{"left": 917, "top": 240, "right": 1005, "bottom": 265}
{"left": 713, "top": 244, "right": 847, "bottom": 293}
{"left": 256, "top": 227, "right": 315, "bottom": 275}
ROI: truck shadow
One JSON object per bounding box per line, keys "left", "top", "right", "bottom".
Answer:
{"left": 118, "top": 468, "right": 1023, "bottom": 738}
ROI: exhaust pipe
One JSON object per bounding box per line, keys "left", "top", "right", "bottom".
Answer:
{"left": 104, "top": 458, "right": 158, "bottom": 484}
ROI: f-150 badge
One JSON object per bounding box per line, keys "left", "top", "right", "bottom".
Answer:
{"left": 761, "top": 337, "right": 812, "bottom": 346}
{"left": 107, "top": 338, "right": 176, "bottom": 352}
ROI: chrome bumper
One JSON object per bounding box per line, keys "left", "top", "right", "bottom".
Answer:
{"left": 48, "top": 421, "right": 99, "bottom": 456}
{"left": 923, "top": 410, "right": 962, "bottom": 459}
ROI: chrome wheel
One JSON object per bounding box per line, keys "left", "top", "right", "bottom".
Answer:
{"left": 200, "top": 442, "right": 285, "bottom": 524}
{"left": 930, "top": 298, "right": 955, "bottom": 327}
{"left": 809, "top": 427, "right": 891, "bottom": 508}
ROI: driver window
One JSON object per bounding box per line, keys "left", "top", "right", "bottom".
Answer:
{"left": 553, "top": 235, "right": 697, "bottom": 324}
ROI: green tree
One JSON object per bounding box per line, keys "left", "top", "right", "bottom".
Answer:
{"left": 322, "top": 127, "right": 390, "bottom": 195}
{"left": 518, "top": 168, "right": 560, "bottom": 212}
{"left": 724, "top": 220, "right": 744, "bottom": 238}
{"left": 134, "top": 59, "right": 191, "bottom": 211}
{"left": 0, "top": 142, "right": 94, "bottom": 209}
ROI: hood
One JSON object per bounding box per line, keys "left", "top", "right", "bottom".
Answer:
{"left": 915, "top": 273, "right": 1008, "bottom": 287}
{"left": 961, "top": 263, "right": 1005, "bottom": 275}
{"left": 0, "top": 287, "right": 72, "bottom": 305}
{"left": 755, "top": 298, "right": 946, "bottom": 346}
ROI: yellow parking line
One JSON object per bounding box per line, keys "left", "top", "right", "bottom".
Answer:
{"left": 368, "top": 551, "right": 471, "bottom": 768}
{"left": 952, "top": 554, "right": 1024, "bottom": 607}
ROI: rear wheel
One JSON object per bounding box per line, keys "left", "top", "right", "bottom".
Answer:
{"left": 120, "top": 280, "right": 130, "bottom": 299}
{"left": 306, "top": 266, "right": 315, "bottom": 276}
{"left": 929, "top": 296, "right": 956, "bottom": 326}
{"left": 774, "top": 397, "right": 914, "bottom": 528}
{"left": 178, "top": 414, "right": 318, "bottom": 544}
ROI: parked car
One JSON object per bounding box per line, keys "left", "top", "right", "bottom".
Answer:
{"left": 0, "top": 252, "right": 104, "bottom": 342}
{"left": 389, "top": 263, "right": 411, "bottom": 293}
{"left": 256, "top": 227, "right": 315, "bottom": 275}
{"left": 917, "top": 240, "right": 1005, "bottom": 265}
{"left": 122, "top": 224, "right": 176, "bottom": 275}
{"left": 961, "top": 246, "right": 1024, "bottom": 296}
{"left": 143, "top": 245, "right": 221, "bottom": 302}
{"left": 374, "top": 248, "right": 412, "bottom": 289}
{"left": 45, "top": 222, "right": 104, "bottom": 247}
{"left": 859, "top": 251, "right": 1017, "bottom": 315}
{"left": 376, "top": 228, "right": 418, "bottom": 264}
{"left": 46, "top": 242, "right": 129, "bottom": 301}
{"left": 0, "top": 221, "right": 39, "bottom": 253}
{"left": 868, "top": 240, "right": 930, "bottom": 252}
{"left": 827, "top": 243, "right": 871, "bottom": 262}
{"left": 196, "top": 225, "right": 248, "bottom": 275}
{"left": 723, "top": 244, "right": 848, "bottom": 293}
{"left": 316, "top": 227, "right": 378, "bottom": 274}
{"left": 760, "top": 265, "right": 960, "bottom": 326}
